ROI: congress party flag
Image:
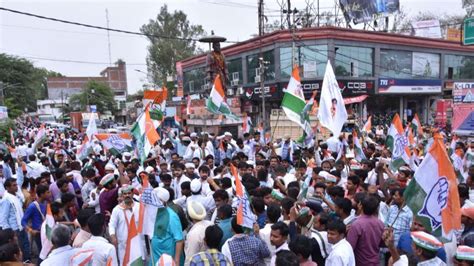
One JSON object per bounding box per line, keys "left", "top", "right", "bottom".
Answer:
{"left": 281, "top": 65, "right": 313, "bottom": 137}
{"left": 404, "top": 134, "right": 461, "bottom": 237}
{"left": 143, "top": 88, "right": 168, "bottom": 107}
{"left": 206, "top": 74, "right": 238, "bottom": 120}
{"left": 242, "top": 113, "right": 252, "bottom": 134}
{"left": 230, "top": 164, "right": 254, "bottom": 229}
{"left": 95, "top": 133, "right": 133, "bottom": 156}
{"left": 386, "top": 114, "right": 411, "bottom": 170}
{"left": 318, "top": 60, "right": 348, "bottom": 137}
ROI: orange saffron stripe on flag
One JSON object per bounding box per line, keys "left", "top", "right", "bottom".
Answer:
{"left": 292, "top": 65, "right": 301, "bottom": 82}
{"left": 214, "top": 74, "right": 225, "bottom": 98}
{"left": 392, "top": 114, "right": 404, "bottom": 133}
{"left": 137, "top": 173, "right": 149, "bottom": 233}
{"left": 230, "top": 164, "right": 244, "bottom": 225}
{"left": 431, "top": 136, "right": 462, "bottom": 235}
{"left": 145, "top": 107, "right": 160, "bottom": 143}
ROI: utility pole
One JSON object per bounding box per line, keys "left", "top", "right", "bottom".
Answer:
{"left": 258, "top": 0, "right": 264, "bottom": 36}
{"left": 105, "top": 9, "right": 112, "bottom": 66}
{"left": 287, "top": 0, "right": 291, "bottom": 29}
{"left": 259, "top": 58, "right": 268, "bottom": 130}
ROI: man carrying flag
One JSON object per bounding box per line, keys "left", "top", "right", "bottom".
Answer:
{"left": 131, "top": 105, "right": 160, "bottom": 165}
{"left": 404, "top": 133, "right": 461, "bottom": 238}
{"left": 318, "top": 60, "right": 348, "bottom": 137}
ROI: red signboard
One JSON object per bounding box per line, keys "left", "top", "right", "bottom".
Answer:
{"left": 435, "top": 99, "right": 451, "bottom": 127}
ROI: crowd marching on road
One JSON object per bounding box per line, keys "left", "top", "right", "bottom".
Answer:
{"left": 0, "top": 112, "right": 473, "bottom": 266}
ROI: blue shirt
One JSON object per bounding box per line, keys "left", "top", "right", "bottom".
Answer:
{"left": 257, "top": 213, "right": 267, "bottom": 229}
{"left": 150, "top": 208, "right": 184, "bottom": 265}
{"left": 0, "top": 197, "right": 20, "bottom": 230}
{"left": 218, "top": 218, "right": 233, "bottom": 248}
{"left": 397, "top": 232, "right": 446, "bottom": 262}
{"left": 21, "top": 201, "right": 47, "bottom": 230}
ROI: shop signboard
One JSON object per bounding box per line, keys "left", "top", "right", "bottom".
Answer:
{"left": 411, "top": 20, "right": 442, "bottom": 39}
{"left": 453, "top": 82, "right": 474, "bottom": 103}
{"left": 463, "top": 17, "right": 474, "bottom": 45}
{"left": 242, "top": 83, "right": 281, "bottom": 101}
{"left": 378, "top": 79, "right": 442, "bottom": 94}
{"left": 339, "top": 0, "right": 399, "bottom": 24}
{"left": 453, "top": 82, "right": 474, "bottom": 133}
{"left": 281, "top": 80, "right": 374, "bottom": 99}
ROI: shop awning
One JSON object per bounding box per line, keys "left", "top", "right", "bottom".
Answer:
{"left": 344, "top": 95, "right": 368, "bottom": 105}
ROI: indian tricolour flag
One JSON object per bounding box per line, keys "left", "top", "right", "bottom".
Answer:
{"left": 131, "top": 106, "right": 160, "bottom": 164}
{"left": 230, "top": 164, "right": 254, "bottom": 229}
{"left": 123, "top": 213, "right": 144, "bottom": 266}
{"left": 411, "top": 113, "right": 423, "bottom": 137}
{"left": 206, "top": 74, "right": 238, "bottom": 120}
{"left": 386, "top": 114, "right": 411, "bottom": 171}
{"left": 352, "top": 129, "right": 366, "bottom": 162}
{"left": 404, "top": 134, "right": 461, "bottom": 237}
{"left": 282, "top": 66, "right": 313, "bottom": 137}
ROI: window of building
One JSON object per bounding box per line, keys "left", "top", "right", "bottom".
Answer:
{"left": 247, "top": 50, "right": 275, "bottom": 83}
{"left": 380, "top": 50, "right": 440, "bottom": 79}
{"left": 227, "top": 58, "right": 243, "bottom": 86}
{"left": 444, "top": 54, "right": 474, "bottom": 79}
{"left": 280, "top": 45, "right": 328, "bottom": 79}
{"left": 335, "top": 46, "right": 373, "bottom": 77}
{"left": 183, "top": 67, "right": 206, "bottom": 94}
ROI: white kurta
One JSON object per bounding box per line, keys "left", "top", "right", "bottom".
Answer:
{"left": 325, "top": 239, "right": 355, "bottom": 266}
{"left": 108, "top": 204, "right": 142, "bottom": 265}
{"left": 82, "top": 236, "right": 119, "bottom": 266}
{"left": 40, "top": 245, "right": 78, "bottom": 266}
{"left": 184, "top": 220, "right": 213, "bottom": 257}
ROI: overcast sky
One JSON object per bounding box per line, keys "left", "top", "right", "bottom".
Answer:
{"left": 0, "top": 0, "right": 465, "bottom": 94}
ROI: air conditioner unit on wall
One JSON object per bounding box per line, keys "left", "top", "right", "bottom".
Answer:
{"left": 227, "top": 88, "right": 234, "bottom": 96}
{"left": 231, "top": 80, "right": 239, "bottom": 86}
{"left": 254, "top": 75, "right": 261, "bottom": 83}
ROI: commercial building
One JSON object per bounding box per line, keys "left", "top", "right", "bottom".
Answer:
{"left": 39, "top": 61, "right": 128, "bottom": 121}
{"left": 177, "top": 26, "right": 474, "bottom": 135}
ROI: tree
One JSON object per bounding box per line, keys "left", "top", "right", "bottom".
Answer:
{"left": 68, "top": 80, "right": 116, "bottom": 114}
{"left": 0, "top": 54, "right": 61, "bottom": 117}
{"left": 140, "top": 5, "right": 205, "bottom": 87}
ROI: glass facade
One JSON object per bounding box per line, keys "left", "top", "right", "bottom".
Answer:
{"left": 227, "top": 58, "right": 243, "bottom": 85}
{"left": 335, "top": 46, "right": 373, "bottom": 77}
{"left": 380, "top": 50, "right": 440, "bottom": 79}
{"left": 444, "top": 54, "right": 474, "bottom": 79}
{"left": 247, "top": 50, "right": 275, "bottom": 83}
{"left": 280, "top": 45, "right": 328, "bottom": 79}
{"left": 183, "top": 67, "right": 206, "bottom": 94}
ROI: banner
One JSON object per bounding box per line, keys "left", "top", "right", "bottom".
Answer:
{"left": 435, "top": 100, "right": 451, "bottom": 128}
{"left": 340, "top": 0, "right": 399, "bottom": 24}
{"left": 412, "top": 20, "right": 442, "bottom": 39}
{"left": 343, "top": 94, "right": 368, "bottom": 105}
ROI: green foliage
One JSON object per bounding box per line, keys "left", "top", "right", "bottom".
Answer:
{"left": 126, "top": 89, "right": 144, "bottom": 102}
{"left": 68, "top": 80, "right": 117, "bottom": 114}
{"left": 0, "top": 119, "right": 15, "bottom": 144}
{"left": 140, "top": 5, "right": 205, "bottom": 86}
{"left": 0, "top": 53, "right": 62, "bottom": 118}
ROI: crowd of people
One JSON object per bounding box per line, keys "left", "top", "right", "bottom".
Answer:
{"left": 0, "top": 118, "right": 473, "bottom": 266}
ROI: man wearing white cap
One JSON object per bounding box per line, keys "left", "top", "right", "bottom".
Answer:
{"left": 150, "top": 187, "right": 184, "bottom": 266}
{"left": 185, "top": 201, "right": 213, "bottom": 258}
{"left": 187, "top": 179, "right": 216, "bottom": 214}
{"left": 109, "top": 184, "right": 142, "bottom": 265}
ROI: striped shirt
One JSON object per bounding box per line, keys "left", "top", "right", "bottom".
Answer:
{"left": 187, "top": 249, "right": 232, "bottom": 266}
